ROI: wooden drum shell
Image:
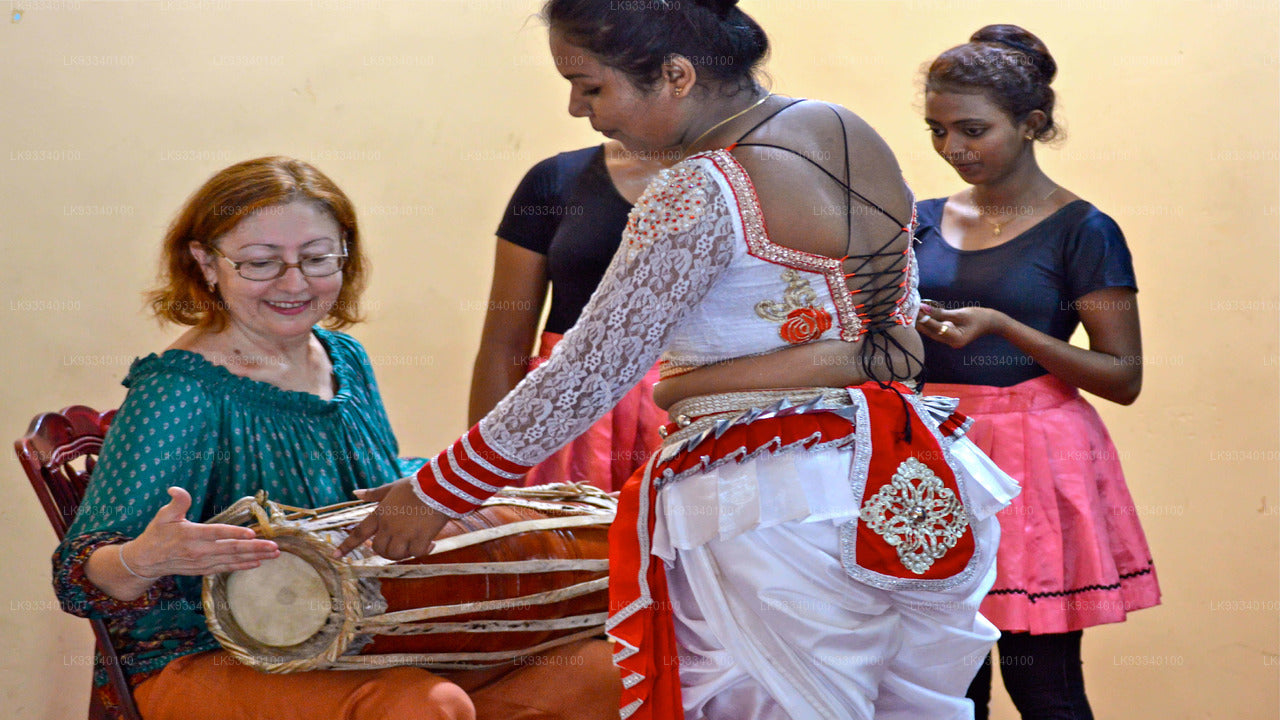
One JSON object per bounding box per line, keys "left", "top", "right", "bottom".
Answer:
{"left": 366, "top": 503, "right": 611, "bottom": 656}
{"left": 202, "top": 487, "right": 614, "bottom": 673}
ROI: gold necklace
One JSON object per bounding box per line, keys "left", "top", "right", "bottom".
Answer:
{"left": 974, "top": 186, "right": 1059, "bottom": 237}
{"left": 683, "top": 92, "right": 773, "bottom": 157}
{"left": 981, "top": 213, "right": 1013, "bottom": 237}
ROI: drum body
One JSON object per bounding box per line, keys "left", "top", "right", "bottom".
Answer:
{"left": 203, "top": 485, "right": 614, "bottom": 673}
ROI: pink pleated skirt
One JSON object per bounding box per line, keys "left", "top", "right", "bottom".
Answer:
{"left": 926, "top": 374, "right": 1161, "bottom": 634}
{"left": 521, "top": 331, "right": 666, "bottom": 493}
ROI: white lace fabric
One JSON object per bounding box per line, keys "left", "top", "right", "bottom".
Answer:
{"left": 417, "top": 151, "right": 919, "bottom": 515}
{"left": 477, "top": 157, "right": 738, "bottom": 466}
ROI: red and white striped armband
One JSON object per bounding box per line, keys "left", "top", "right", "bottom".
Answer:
{"left": 412, "top": 425, "right": 533, "bottom": 518}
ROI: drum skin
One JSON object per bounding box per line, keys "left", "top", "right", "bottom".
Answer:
{"left": 364, "top": 503, "right": 610, "bottom": 655}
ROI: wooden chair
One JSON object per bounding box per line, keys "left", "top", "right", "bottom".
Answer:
{"left": 16, "top": 405, "right": 143, "bottom": 720}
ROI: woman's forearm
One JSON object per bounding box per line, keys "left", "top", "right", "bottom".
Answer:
{"left": 468, "top": 239, "right": 549, "bottom": 426}
{"left": 84, "top": 541, "right": 157, "bottom": 602}
{"left": 992, "top": 312, "right": 1142, "bottom": 405}
{"left": 468, "top": 341, "right": 531, "bottom": 425}
{"left": 921, "top": 287, "right": 1142, "bottom": 405}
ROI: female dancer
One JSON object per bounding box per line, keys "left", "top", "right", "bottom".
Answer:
{"left": 344, "top": 3, "right": 1018, "bottom": 718}
{"left": 915, "top": 25, "right": 1161, "bottom": 719}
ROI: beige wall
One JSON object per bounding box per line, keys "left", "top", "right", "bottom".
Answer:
{"left": 1, "top": 1, "right": 1275, "bottom": 718}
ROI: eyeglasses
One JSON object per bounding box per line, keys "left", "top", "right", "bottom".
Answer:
{"left": 206, "top": 243, "right": 348, "bottom": 281}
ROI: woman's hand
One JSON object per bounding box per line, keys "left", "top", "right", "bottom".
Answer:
{"left": 336, "top": 477, "right": 450, "bottom": 560}
{"left": 916, "top": 288, "right": 1142, "bottom": 405}
{"left": 128, "top": 487, "right": 281, "bottom": 577}
{"left": 85, "top": 486, "right": 280, "bottom": 602}
{"left": 915, "top": 302, "right": 1007, "bottom": 349}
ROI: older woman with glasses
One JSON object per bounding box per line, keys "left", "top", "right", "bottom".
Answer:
{"left": 50, "top": 156, "right": 619, "bottom": 720}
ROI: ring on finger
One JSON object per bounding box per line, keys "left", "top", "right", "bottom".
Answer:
{"left": 938, "top": 324, "right": 950, "bottom": 335}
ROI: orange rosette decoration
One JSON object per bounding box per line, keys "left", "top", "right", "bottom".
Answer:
{"left": 779, "top": 306, "right": 832, "bottom": 344}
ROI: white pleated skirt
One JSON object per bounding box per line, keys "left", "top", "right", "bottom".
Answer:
{"left": 652, "top": 440, "right": 1009, "bottom": 720}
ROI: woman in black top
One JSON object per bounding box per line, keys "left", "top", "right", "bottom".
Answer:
{"left": 469, "top": 140, "right": 667, "bottom": 491}
{"left": 915, "top": 24, "right": 1161, "bottom": 720}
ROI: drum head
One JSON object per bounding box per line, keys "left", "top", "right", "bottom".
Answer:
{"left": 226, "top": 553, "right": 331, "bottom": 647}
{"left": 204, "top": 532, "right": 366, "bottom": 671}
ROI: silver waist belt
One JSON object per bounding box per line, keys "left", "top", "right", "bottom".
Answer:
{"left": 660, "top": 387, "right": 855, "bottom": 449}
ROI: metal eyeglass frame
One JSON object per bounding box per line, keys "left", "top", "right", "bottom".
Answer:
{"left": 205, "top": 241, "right": 348, "bottom": 281}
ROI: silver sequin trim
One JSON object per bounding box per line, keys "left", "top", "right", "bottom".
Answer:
{"left": 445, "top": 445, "right": 501, "bottom": 495}
{"left": 426, "top": 457, "right": 484, "bottom": 506}
{"left": 605, "top": 456, "right": 658, "bottom": 634}
{"left": 409, "top": 472, "right": 467, "bottom": 519}
{"left": 461, "top": 431, "right": 525, "bottom": 483}
{"left": 620, "top": 698, "right": 643, "bottom": 719}
{"left": 708, "top": 150, "right": 864, "bottom": 341}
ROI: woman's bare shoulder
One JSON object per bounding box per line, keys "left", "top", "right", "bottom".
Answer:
{"left": 735, "top": 99, "right": 903, "bottom": 184}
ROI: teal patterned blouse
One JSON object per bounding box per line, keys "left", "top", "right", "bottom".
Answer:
{"left": 52, "top": 328, "right": 425, "bottom": 687}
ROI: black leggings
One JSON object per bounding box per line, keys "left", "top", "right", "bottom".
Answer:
{"left": 967, "top": 631, "right": 1094, "bottom": 720}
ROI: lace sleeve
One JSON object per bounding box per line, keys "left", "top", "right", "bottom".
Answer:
{"left": 414, "top": 159, "right": 738, "bottom": 516}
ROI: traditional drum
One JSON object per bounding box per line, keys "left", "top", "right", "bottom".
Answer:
{"left": 202, "top": 483, "right": 615, "bottom": 673}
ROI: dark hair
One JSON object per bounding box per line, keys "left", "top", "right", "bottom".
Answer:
{"left": 926, "top": 24, "right": 1059, "bottom": 141}
{"left": 543, "top": 0, "right": 769, "bottom": 92}
{"left": 147, "top": 156, "right": 367, "bottom": 331}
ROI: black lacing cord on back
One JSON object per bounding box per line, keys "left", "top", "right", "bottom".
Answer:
{"left": 730, "top": 101, "right": 926, "bottom": 438}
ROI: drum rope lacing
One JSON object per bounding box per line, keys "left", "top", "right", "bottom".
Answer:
{"left": 202, "top": 484, "right": 618, "bottom": 671}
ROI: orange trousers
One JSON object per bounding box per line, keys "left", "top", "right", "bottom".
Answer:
{"left": 133, "top": 640, "right": 621, "bottom": 720}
